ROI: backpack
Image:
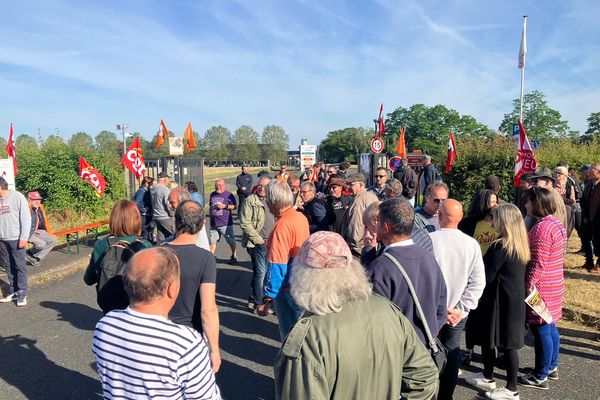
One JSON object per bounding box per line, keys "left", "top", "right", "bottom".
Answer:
{"left": 96, "top": 237, "right": 146, "bottom": 314}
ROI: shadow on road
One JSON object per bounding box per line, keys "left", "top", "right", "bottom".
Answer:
{"left": 220, "top": 310, "right": 280, "bottom": 342}
{"left": 0, "top": 335, "right": 102, "bottom": 399}
{"left": 220, "top": 330, "right": 279, "bottom": 367}
{"left": 40, "top": 301, "right": 103, "bottom": 331}
{"left": 217, "top": 359, "right": 275, "bottom": 400}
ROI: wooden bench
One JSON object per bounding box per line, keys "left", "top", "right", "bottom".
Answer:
{"left": 53, "top": 219, "right": 110, "bottom": 254}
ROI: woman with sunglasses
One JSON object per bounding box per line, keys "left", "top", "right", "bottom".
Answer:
{"left": 518, "top": 187, "right": 567, "bottom": 390}
{"left": 465, "top": 204, "right": 530, "bottom": 399}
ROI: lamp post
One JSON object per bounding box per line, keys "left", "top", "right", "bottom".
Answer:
{"left": 117, "top": 124, "right": 130, "bottom": 198}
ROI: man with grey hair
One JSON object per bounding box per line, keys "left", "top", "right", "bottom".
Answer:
{"left": 92, "top": 247, "right": 221, "bottom": 399}
{"left": 0, "top": 176, "right": 32, "bottom": 307}
{"left": 167, "top": 186, "right": 210, "bottom": 250}
{"left": 299, "top": 181, "right": 329, "bottom": 233}
{"left": 151, "top": 171, "right": 174, "bottom": 241}
{"left": 275, "top": 231, "right": 438, "bottom": 400}
{"left": 384, "top": 178, "right": 403, "bottom": 199}
{"left": 257, "top": 180, "right": 310, "bottom": 340}
{"left": 341, "top": 173, "right": 378, "bottom": 257}
{"left": 368, "top": 197, "right": 447, "bottom": 345}
{"left": 240, "top": 175, "right": 275, "bottom": 311}
{"left": 163, "top": 200, "right": 221, "bottom": 372}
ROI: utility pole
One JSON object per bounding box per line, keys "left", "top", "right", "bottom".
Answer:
{"left": 117, "top": 124, "right": 129, "bottom": 198}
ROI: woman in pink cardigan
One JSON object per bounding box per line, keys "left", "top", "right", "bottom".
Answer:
{"left": 519, "top": 187, "right": 567, "bottom": 390}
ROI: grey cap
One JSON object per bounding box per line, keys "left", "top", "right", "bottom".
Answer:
{"left": 346, "top": 173, "right": 365, "bottom": 184}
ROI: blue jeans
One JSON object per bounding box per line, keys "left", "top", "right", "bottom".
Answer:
{"left": 0, "top": 240, "right": 28, "bottom": 294}
{"left": 530, "top": 322, "right": 560, "bottom": 379}
{"left": 248, "top": 243, "right": 267, "bottom": 304}
{"left": 273, "top": 291, "right": 304, "bottom": 341}
{"left": 438, "top": 317, "right": 467, "bottom": 400}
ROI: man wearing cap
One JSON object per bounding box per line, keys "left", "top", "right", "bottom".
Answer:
{"left": 0, "top": 177, "right": 32, "bottom": 307}
{"left": 581, "top": 163, "right": 600, "bottom": 273}
{"left": 530, "top": 167, "right": 568, "bottom": 231}
{"left": 235, "top": 165, "right": 253, "bottom": 216}
{"left": 151, "top": 172, "right": 175, "bottom": 242}
{"left": 325, "top": 177, "right": 352, "bottom": 234}
{"left": 275, "top": 231, "right": 439, "bottom": 400}
{"left": 341, "top": 173, "right": 378, "bottom": 257}
{"left": 26, "top": 191, "right": 57, "bottom": 266}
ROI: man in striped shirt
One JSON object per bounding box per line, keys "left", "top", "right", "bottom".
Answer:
{"left": 92, "top": 247, "right": 221, "bottom": 400}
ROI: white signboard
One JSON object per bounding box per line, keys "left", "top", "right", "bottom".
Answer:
{"left": 0, "top": 158, "right": 16, "bottom": 190}
{"left": 299, "top": 145, "right": 317, "bottom": 170}
{"left": 169, "top": 137, "right": 184, "bottom": 156}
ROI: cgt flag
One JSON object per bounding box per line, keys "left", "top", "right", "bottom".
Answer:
{"left": 5, "top": 123, "right": 17, "bottom": 175}
{"left": 376, "top": 103, "right": 385, "bottom": 138}
{"left": 184, "top": 122, "right": 197, "bottom": 153}
{"left": 155, "top": 119, "right": 169, "bottom": 148}
{"left": 79, "top": 156, "right": 107, "bottom": 196}
{"left": 514, "top": 119, "right": 537, "bottom": 186}
{"left": 121, "top": 136, "right": 146, "bottom": 178}
{"left": 397, "top": 127, "right": 407, "bottom": 158}
{"left": 446, "top": 131, "right": 457, "bottom": 173}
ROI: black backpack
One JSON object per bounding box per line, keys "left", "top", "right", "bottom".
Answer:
{"left": 96, "top": 237, "right": 146, "bottom": 314}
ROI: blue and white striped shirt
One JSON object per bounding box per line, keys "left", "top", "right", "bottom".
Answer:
{"left": 93, "top": 307, "right": 221, "bottom": 400}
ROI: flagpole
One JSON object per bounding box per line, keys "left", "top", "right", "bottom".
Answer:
{"left": 519, "top": 15, "right": 527, "bottom": 121}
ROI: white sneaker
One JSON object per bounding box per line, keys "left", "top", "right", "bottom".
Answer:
{"left": 0, "top": 292, "right": 16, "bottom": 303}
{"left": 465, "top": 372, "right": 497, "bottom": 390}
{"left": 485, "top": 387, "right": 520, "bottom": 400}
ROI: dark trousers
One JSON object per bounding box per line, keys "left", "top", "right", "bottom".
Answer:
{"left": 237, "top": 193, "right": 250, "bottom": 217}
{"left": 248, "top": 242, "right": 267, "bottom": 304}
{"left": 438, "top": 318, "right": 467, "bottom": 400}
{"left": 483, "top": 347, "right": 519, "bottom": 391}
{"left": 0, "top": 240, "right": 28, "bottom": 294}
{"left": 154, "top": 218, "right": 175, "bottom": 242}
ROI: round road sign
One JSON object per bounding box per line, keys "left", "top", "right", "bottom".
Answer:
{"left": 388, "top": 156, "right": 402, "bottom": 171}
{"left": 371, "top": 137, "right": 384, "bottom": 153}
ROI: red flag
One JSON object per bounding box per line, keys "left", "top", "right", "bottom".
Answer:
{"left": 445, "top": 131, "right": 457, "bottom": 173}
{"left": 79, "top": 156, "right": 107, "bottom": 196}
{"left": 514, "top": 119, "right": 537, "bottom": 186}
{"left": 5, "top": 123, "right": 18, "bottom": 175}
{"left": 377, "top": 103, "right": 385, "bottom": 137}
{"left": 397, "top": 127, "right": 407, "bottom": 158}
{"left": 155, "top": 119, "right": 169, "bottom": 148}
{"left": 184, "top": 122, "right": 197, "bottom": 153}
{"left": 120, "top": 136, "right": 146, "bottom": 178}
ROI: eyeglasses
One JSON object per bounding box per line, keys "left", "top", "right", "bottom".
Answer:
{"left": 433, "top": 198, "right": 446, "bottom": 204}
{"left": 300, "top": 190, "right": 312, "bottom": 194}
{"left": 375, "top": 175, "right": 387, "bottom": 178}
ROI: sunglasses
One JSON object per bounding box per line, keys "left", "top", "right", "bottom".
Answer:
{"left": 375, "top": 175, "right": 387, "bottom": 178}
{"left": 433, "top": 198, "right": 446, "bottom": 204}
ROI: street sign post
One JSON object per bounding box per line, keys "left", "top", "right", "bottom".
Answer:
{"left": 370, "top": 137, "right": 384, "bottom": 153}
{"left": 388, "top": 156, "right": 402, "bottom": 171}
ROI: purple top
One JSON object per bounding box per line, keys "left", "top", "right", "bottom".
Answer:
{"left": 209, "top": 190, "right": 236, "bottom": 228}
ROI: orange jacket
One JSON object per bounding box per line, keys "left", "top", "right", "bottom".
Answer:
{"left": 28, "top": 203, "right": 53, "bottom": 234}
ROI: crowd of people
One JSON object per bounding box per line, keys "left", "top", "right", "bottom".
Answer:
{"left": 0, "top": 158, "right": 599, "bottom": 399}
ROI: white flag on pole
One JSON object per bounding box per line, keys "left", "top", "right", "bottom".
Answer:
{"left": 518, "top": 18, "right": 527, "bottom": 69}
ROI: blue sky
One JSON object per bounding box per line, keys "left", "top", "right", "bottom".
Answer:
{"left": 1, "top": 0, "right": 599, "bottom": 148}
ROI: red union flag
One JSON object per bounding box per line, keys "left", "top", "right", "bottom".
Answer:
{"left": 514, "top": 119, "right": 537, "bottom": 186}
{"left": 121, "top": 136, "right": 146, "bottom": 178}
{"left": 79, "top": 156, "right": 107, "bottom": 196}
{"left": 377, "top": 103, "right": 385, "bottom": 138}
{"left": 6, "top": 123, "right": 18, "bottom": 175}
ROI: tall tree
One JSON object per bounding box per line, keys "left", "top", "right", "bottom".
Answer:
{"left": 319, "top": 127, "right": 373, "bottom": 163}
{"left": 233, "top": 125, "right": 260, "bottom": 164}
{"left": 202, "top": 126, "right": 232, "bottom": 163}
{"left": 385, "top": 104, "right": 495, "bottom": 160}
{"left": 582, "top": 112, "right": 600, "bottom": 142}
{"left": 95, "top": 130, "right": 121, "bottom": 156}
{"left": 261, "top": 125, "right": 289, "bottom": 163}
{"left": 16, "top": 134, "right": 39, "bottom": 151}
{"left": 499, "top": 90, "right": 569, "bottom": 141}
{"left": 69, "top": 132, "right": 94, "bottom": 151}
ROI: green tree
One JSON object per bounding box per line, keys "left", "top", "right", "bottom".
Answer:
{"left": 69, "top": 132, "right": 94, "bottom": 151}
{"left": 202, "top": 126, "right": 232, "bottom": 163}
{"left": 261, "top": 125, "right": 289, "bottom": 163}
{"left": 16, "top": 134, "right": 39, "bottom": 151}
{"left": 385, "top": 104, "right": 495, "bottom": 162}
{"left": 95, "top": 130, "right": 121, "bottom": 156}
{"left": 582, "top": 112, "right": 600, "bottom": 142}
{"left": 233, "top": 125, "right": 260, "bottom": 164}
{"left": 499, "top": 90, "right": 569, "bottom": 141}
{"left": 319, "top": 127, "right": 373, "bottom": 163}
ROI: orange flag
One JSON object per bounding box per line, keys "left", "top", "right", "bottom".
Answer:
{"left": 155, "top": 119, "right": 169, "bottom": 148}
{"left": 184, "top": 122, "right": 196, "bottom": 153}
{"left": 396, "top": 127, "right": 407, "bottom": 158}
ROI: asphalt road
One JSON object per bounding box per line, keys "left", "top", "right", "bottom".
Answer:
{"left": 1, "top": 177, "right": 599, "bottom": 399}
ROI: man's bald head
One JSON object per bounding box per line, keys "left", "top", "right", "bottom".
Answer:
{"left": 439, "top": 199, "right": 463, "bottom": 228}
{"left": 123, "top": 247, "right": 180, "bottom": 304}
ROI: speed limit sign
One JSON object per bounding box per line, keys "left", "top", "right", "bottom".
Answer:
{"left": 370, "top": 137, "right": 384, "bottom": 153}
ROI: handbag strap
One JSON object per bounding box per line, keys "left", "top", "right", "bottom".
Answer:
{"left": 383, "top": 252, "right": 441, "bottom": 352}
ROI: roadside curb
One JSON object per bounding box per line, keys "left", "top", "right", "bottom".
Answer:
{"left": 0, "top": 255, "right": 89, "bottom": 292}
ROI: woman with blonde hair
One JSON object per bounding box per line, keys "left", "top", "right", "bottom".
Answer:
{"left": 466, "top": 204, "right": 530, "bottom": 400}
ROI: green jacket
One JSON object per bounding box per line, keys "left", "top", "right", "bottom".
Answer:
{"left": 239, "top": 193, "right": 266, "bottom": 248}
{"left": 274, "top": 295, "right": 439, "bottom": 400}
